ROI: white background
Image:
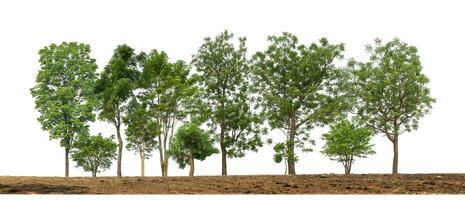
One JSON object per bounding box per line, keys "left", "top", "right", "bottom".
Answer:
{"left": 0, "top": 0, "right": 464, "bottom": 177}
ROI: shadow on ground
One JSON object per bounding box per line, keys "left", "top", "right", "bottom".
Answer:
{"left": 0, "top": 183, "right": 88, "bottom": 194}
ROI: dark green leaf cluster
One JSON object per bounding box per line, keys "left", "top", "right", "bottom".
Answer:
{"left": 71, "top": 133, "right": 117, "bottom": 176}
{"left": 168, "top": 123, "right": 219, "bottom": 169}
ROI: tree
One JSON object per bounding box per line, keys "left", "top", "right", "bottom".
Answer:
{"left": 138, "top": 49, "right": 197, "bottom": 177}
{"left": 94, "top": 44, "right": 140, "bottom": 177}
{"left": 192, "top": 30, "right": 265, "bottom": 175}
{"left": 321, "top": 119, "right": 375, "bottom": 174}
{"left": 168, "top": 123, "right": 219, "bottom": 176}
{"left": 349, "top": 38, "right": 435, "bottom": 174}
{"left": 124, "top": 98, "right": 159, "bottom": 177}
{"left": 71, "top": 133, "right": 117, "bottom": 177}
{"left": 252, "top": 33, "right": 347, "bottom": 175}
{"left": 30, "top": 42, "right": 97, "bottom": 177}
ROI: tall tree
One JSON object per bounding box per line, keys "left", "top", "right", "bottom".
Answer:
{"left": 31, "top": 42, "right": 97, "bottom": 177}
{"left": 321, "top": 119, "right": 375, "bottom": 174}
{"left": 71, "top": 133, "right": 117, "bottom": 177}
{"left": 252, "top": 33, "right": 347, "bottom": 175}
{"left": 124, "top": 98, "right": 159, "bottom": 177}
{"left": 349, "top": 38, "right": 435, "bottom": 174}
{"left": 168, "top": 122, "right": 219, "bottom": 176}
{"left": 138, "top": 49, "right": 197, "bottom": 177}
{"left": 192, "top": 30, "right": 265, "bottom": 176}
{"left": 94, "top": 44, "right": 139, "bottom": 177}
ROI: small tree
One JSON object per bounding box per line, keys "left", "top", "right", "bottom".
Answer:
{"left": 71, "top": 133, "right": 117, "bottom": 177}
{"left": 124, "top": 98, "right": 159, "bottom": 177}
{"left": 168, "top": 123, "right": 218, "bottom": 176}
{"left": 321, "top": 119, "right": 375, "bottom": 174}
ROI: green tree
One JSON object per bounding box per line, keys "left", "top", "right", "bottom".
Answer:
{"left": 94, "top": 44, "right": 140, "bottom": 177}
{"left": 168, "top": 123, "right": 219, "bottom": 176}
{"left": 138, "top": 49, "right": 197, "bottom": 177}
{"left": 252, "top": 33, "right": 347, "bottom": 175}
{"left": 124, "top": 98, "right": 159, "bottom": 177}
{"left": 71, "top": 133, "right": 117, "bottom": 177}
{"left": 321, "top": 119, "right": 375, "bottom": 174}
{"left": 30, "top": 42, "right": 97, "bottom": 177}
{"left": 192, "top": 30, "right": 265, "bottom": 176}
{"left": 349, "top": 38, "right": 435, "bottom": 174}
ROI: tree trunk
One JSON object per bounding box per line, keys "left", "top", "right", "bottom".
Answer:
{"left": 344, "top": 163, "right": 350, "bottom": 174}
{"left": 189, "top": 150, "right": 195, "bottom": 177}
{"left": 287, "top": 112, "right": 297, "bottom": 175}
{"left": 116, "top": 123, "right": 123, "bottom": 177}
{"left": 162, "top": 158, "right": 168, "bottom": 177}
{"left": 140, "top": 151, "right": 145, "bottom": 177}
{"left": 392, "top": 135, "right": 399, "bottom": 174}
{"left": 220, "top": 118, "right": 227, "bottom": 176}
{"left": 92, "top": 171, "right": 97, "bottom": 177}
{"left": 65, "top": 147, "right": 70, "bottom": 177}
{"left": 220, "top": 142, "right": 227, "bottom": 176}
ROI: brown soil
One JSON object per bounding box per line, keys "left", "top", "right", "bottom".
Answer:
{"left": 0, "top": 174, "right": 464, "bottom": 194}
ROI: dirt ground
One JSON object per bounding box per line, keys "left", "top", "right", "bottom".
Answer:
{"left": 0, "top": 174, "right": 464, "bottom": 194}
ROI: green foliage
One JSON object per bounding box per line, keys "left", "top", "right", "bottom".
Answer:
{"left": 168, "top": 123, "right": 219, "bottom": 169}
{"left": 95, "top": 44, "right": 139, "bottom": 125}
{"left": 30, "top": 42, "right": 97, "bottom": 150}
{"left": 124, "top": 98, "right": 159, "bottom": 158}
{"left": 349, "top": 38, "right": 435, "bottom": 139}
{"left": 71, "top": 133, "right": 117, "bottom": 177}
{"left": 321, "top": 119, "right": 375, "bottom": 174}
{"left": 192, "top": 30, "right": 265, "bottom": 161}
{"left": 252, "top": 32, "right": 348, "bottom": 167}
{"left": 138, "top": 49, "right": 197, "bottom": 125}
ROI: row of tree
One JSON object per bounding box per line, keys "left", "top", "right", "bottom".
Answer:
{"left": 30, "top": 30, "right": 434, "bottom": 177}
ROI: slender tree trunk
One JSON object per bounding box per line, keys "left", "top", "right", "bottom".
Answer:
{"left": 189, "top": 150, "right": 195, "bottom": 177}
{"left": 287, "top": 112, "right": 297, "bottom": 175}
{"left": 162, "top": 158, "right": 168, "bottom": 177}
{"left": 92, "top": 171, "right": 97, "bottom": 177}
{"left": 65, "top": 147, "right": 70, "bottom": 177}
{"left": 157, "top": 135, "right": 166, "bottom": 177}
{"left": 140, "top": 151, "right": 145, "bottom": 177}
{"left": 220, "top": 118, "right": 227, "bottom": 176}
{"left": 116, "top": 122, "right": 123, "bottom": 177}
{"left": 392, "top": 135, "right": 399, "bottom": 174}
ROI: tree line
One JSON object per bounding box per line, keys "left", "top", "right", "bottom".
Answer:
{"left": 30, "top": 30, "right": 434, "bottom": 177}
